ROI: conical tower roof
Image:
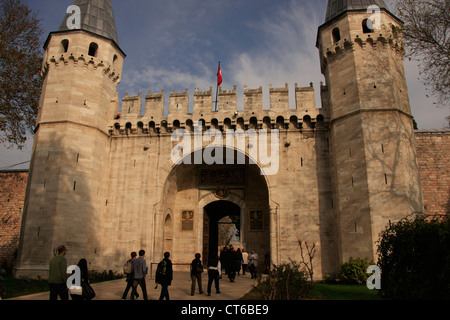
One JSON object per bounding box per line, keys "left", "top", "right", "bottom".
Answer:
{"left": 325, "top": 0, "right": 389, "bottom": 22}
{"left": 58, "top": 0, "right": 119, "bottom": 45}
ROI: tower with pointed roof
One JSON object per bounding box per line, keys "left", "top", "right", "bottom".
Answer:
{"left": 317, "top": 0, "right": 423, "bottom": 264}
{"left": 15, "top": 0, "right": 125, "bottom": 277}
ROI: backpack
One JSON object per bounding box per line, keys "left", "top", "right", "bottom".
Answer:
{"left": 192, "top": 259, "right": 204, "bottom": 274}
{"left": 123, "top": 260, "right": 132, "bottom": 274}
{"left": 157, "top": 260, "right": 167, "bottom": 276}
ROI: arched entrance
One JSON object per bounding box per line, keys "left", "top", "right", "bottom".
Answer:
{"left": 158, "top": 147, "right": 272, "bottom": 269}
{"left": 203, "top": 200, "right": 241, "bottom": 265}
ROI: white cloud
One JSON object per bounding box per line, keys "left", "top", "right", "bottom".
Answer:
{"left": 227, "top": 0, "right": 325, "bottom": 109}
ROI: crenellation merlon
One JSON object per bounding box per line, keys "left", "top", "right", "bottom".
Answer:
{"left": 121, "top": 91, "right": 142, "bottom": 119}
{"left": 169, "top": 88, "right": 190, "bottom": 116}
{"left": 192, "top": 87, "right": 213, "bottom": 118}
{"left": 110, "top": 83, "right": 327, "bottom": 135}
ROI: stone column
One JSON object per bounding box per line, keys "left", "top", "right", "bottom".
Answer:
{"left": 269, "top": 206, "right": 278, "bottom": 266}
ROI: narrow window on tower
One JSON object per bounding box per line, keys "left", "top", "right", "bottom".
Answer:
{"left": 88, "top": 42, "right": 98, "bottom": 57}
{"left": 332, "top": 28, "right": 341, "bottom": 43}
{"left": 61, "top": 39, "right": 69, "bottom": 53}
{"left": 362, "top": 19, "right": 374, "bottom": 34}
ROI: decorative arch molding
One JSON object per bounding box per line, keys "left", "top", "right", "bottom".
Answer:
{"left": 166, "top": 146, "right": 275, "bottom": 202}
{"left": 198, "top": 191, "right": 246, "bottom": 209}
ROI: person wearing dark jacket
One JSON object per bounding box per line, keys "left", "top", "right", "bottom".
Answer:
{"left": 70, "top": 258, "right": 95, "bottom": 300}
{"left": 236, "top": 248, "right": 243, "bottom": 276}
{"left": 226, "top": 246, "right": 237, "bottom": 282}
{"left": 190, "top": 253, "right": 204, "bottom": 295}
{"left": 155, "top": 252, "right": 173, "bottom": 300}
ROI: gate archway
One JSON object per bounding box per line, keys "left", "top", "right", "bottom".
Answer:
{"left": 158, "top": 147, "right": 272, "bottom": 270}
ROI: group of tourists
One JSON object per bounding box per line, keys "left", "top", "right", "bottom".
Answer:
{"left": 47, "top": 243, "right": 259, "bottom": 300}
{"left": 186, "top": 246, "right": 260, "bottom": 297}
{"left": 48, "top": 245, "right": 95, "bottom": 300}
{"left": 219, "top": 246, "right": 259, "bottom": 281}
{"left": 121, "top": 247, "right": 260, "bottom": 300}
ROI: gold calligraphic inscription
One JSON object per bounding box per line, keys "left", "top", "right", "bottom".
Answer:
{"left": 200, "top": 168, "right": 245, "bottom": 186}
{"left": 181, "top": 210, "right": 194, "bottom": 231}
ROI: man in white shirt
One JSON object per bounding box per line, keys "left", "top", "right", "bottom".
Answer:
{"left": 207, "top": 256, "right": 222, "bottom": 296}
{"left": 241, "top": 249, "right": 249, "bottom": 275}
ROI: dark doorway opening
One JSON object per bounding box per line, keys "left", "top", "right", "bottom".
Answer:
{"left": 203, "top": 200, "right": 241, "bottom": 266}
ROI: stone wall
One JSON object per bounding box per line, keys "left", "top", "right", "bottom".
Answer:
{"left": 1, "top": 130, "right": 448, "bottom": 274}
{"left": 0, "top": 170, "right": 28, "bottom": 269}
{"left": 415, "top": 130, "right": 450, "bottom": 216}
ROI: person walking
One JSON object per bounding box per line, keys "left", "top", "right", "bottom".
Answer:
{"left": 190, "top": 253, "right": 204, "bottom": 296}
{"left": 48, "top": 245, "right": 69, "bottom": 300}
{"left": 241, "top": 249, "right": 248, "bottom": 276}
{"left": 219, "top": 246, "right": 228, "bottom": 275}
{"left": 70, "top": 258, "right": 95, "bottom": 300}
{"left": 236, "top": 248, "right": 243, "bottom": 276}
{"left": 227, "top": 245, "right": 237, "bottom": 282}
{"left": 248, "top": 249, "right": 259, "bottom": 279}
{"left": 207, "top": 255, "right": 221, "bottom": 296}
{"left": 155, "top": 252, "right": 173, "bottom": 300}
{"left": 121, "top": 251, "right": 139, "bottom": 300}
{"left": 131, "top": 250, "right": 148, "bottom": 300}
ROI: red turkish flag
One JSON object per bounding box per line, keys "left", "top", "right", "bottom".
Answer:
{"left": 217, "top": 64, "right": 222, "bottom": 86}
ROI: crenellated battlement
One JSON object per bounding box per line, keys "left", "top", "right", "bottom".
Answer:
{"left": 109, "top": 83, "right": 329, "bottom": 136}
{"left": 43, "top": 53, "right": 121, "bottom": 83}
{"left": 320, "top": 32, "right": 405, "bottom": 64}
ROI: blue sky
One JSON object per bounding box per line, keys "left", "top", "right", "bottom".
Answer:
{"left": 0, "top": 0, "right": 448, "bottom": 170}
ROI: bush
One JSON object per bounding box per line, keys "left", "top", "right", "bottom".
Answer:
{"left": 88, "top": 270, "right": 123, "bottom": 283}
{"left": 255, "top": 260, "right": 312, "bottom": 300}
{"left": 377, "top": 215, "right": 450, "bottom": 299}
{"left": 338, "top": 257, "right": 373, "bottom": 284}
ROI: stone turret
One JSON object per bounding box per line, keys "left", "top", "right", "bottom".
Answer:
{"left": 15, "top": 0, "right": 125, "bottom": 278}
{"left": 317, "top": 0, "right": 423, "bottom": 263}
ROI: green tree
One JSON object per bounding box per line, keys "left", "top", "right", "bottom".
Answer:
{"left": 0, "top": 0, "right": 43, "bottom": 148}
{"left": 394, "top": 0, "right": 449, "bottom": 106}
{"left": 377, "top": 214, "right": 450, "bottom": 299}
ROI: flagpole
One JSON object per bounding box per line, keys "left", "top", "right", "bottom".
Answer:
{"left": 215, "top": 61, "right": 220, "bottom": 112}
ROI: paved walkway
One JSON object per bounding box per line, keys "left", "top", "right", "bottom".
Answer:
{"left": 8, "top": 271, "right": 258, "bottom": 300}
